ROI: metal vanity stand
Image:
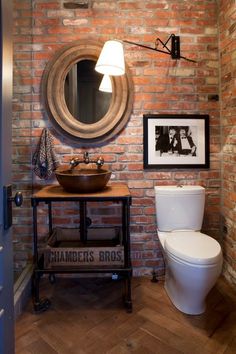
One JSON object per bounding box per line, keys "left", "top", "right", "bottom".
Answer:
{"left": 31, "top": 184, "right": 132, "bottom": 313}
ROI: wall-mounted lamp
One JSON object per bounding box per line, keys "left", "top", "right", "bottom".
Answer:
{"left": 95, "top": 40, "right": 125, "bottom": 76}
{"left": 99, "top": 74, "right": 112, "bottom": 93}
{"left": 95, "top": 34, "right": 196, "bottom": 76}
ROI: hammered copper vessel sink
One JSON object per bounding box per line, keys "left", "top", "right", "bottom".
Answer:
{"left": 55, "top": 168, "right": 111, "bottom": 193}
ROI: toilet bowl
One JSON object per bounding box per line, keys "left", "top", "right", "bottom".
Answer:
{"left": 158, "top": 231, "right": 223, "bottom": 315}
{"left": 155, "top": 185, "right": 223, "bottom": 315}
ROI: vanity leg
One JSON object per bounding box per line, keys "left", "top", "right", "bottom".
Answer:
{"left": 80, "top": 201, "right": 87, "bottom": 243}
{"left": 32, "top": 270, "right": 39, "bottom": 305}
{"left": 122, "top": 198, "right": 132, "bottom": 312}
{"left": 123, "top": 274, "right": 132, "bottom": 313}
{"left": 32, "top": 271, "right": 51, "bottom": 313}
{"left": 47, "top": 201, "right": 53, "bottom": 234}
{"left": 32, "top": 203, "right": 38, "bottom": 265}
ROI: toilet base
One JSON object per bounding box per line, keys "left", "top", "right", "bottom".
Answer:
{"left": 164, "top": 282, "right": 206, "bottom": 315}
{"left": 162, "top": 248, "right": 223, "bottom": 316}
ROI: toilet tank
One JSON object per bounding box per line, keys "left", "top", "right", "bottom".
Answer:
{"left": 155, "top": 185, "right": 205, "bottom": 232}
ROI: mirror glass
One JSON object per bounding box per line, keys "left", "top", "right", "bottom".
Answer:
{"left": 64, "top": 60, "right": 112, "bottom": 124}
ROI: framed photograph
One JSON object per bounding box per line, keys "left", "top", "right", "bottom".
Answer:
{"left": 143, "top": 114, "right": 209, "bottom": 169}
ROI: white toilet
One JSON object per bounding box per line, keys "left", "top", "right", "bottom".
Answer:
{"left": 155, "top": 185, "right": 223, "bottom": 315}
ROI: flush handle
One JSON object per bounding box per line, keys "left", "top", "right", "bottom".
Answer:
{"left": 3, "top": 185, "right": 23, "bottom": 230}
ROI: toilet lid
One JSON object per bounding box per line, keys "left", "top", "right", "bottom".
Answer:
{"left": 165, "top": 231, "right": 222, "bottom": 265}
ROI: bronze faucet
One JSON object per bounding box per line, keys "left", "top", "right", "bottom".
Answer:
{"left": 70, "top": 152, "right": 104, "bottom": 168}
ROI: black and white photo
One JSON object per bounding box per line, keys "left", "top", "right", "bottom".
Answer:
{"left": 144, "top": 114, "right": 209, "bottom": 169}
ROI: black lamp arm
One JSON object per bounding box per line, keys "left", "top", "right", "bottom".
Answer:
{"left": 123, "top": 34, "right": 196, "bottom": 63}
{"left": 123, "top": 39, "right": 170, "bottom": 56}
{"left": 155, "top": 33, "right": 173, "bottom": 53}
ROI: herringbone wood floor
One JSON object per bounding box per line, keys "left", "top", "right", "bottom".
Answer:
{"left": 15, "top": 276, "right": 236, "bottom": 354}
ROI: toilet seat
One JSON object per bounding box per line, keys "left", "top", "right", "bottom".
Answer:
{"left": 164, "top": 231, "right": 222, "bottom": 265}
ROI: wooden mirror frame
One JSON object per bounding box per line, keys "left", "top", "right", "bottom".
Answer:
{"left": 43, "top": 39, "right": 133, "bottom": 144}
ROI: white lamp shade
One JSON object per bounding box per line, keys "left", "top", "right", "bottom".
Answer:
{"left": 95, "top": 40, "right": 125, "bottom": 76}
{"left": 99, "top": 75, "right": 112, "bottom": 92}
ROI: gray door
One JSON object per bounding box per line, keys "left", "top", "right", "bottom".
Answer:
{"left": 0, "top": 0, "right": 14, "bottom": 353}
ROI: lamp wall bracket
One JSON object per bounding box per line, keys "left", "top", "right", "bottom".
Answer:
{"left": 124, "top": 34, "right": 196, "bottom": 63}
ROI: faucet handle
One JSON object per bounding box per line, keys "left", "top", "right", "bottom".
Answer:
{"left": 96, "top": 156, "right": 104, "bottom": 167}
{"left": 70, "top": 157, "right": 78, "bottom": 167}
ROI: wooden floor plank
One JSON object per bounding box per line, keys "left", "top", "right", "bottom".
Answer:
{"left": 15, "top": 329, "right": 41, "bottom": 353}
{"left": 140, "top": 320, "right": 205, "bottom": 354}
{"left": 15, "top": 276, "right": 236, "bottom": 354}
{"left": 223, "top": 336, "right": 236, "bottom": 354}
{"left": 203, "top": 312, "right": 236, "bottom": 353}
{"left": 123, "top": 328, "right": 182, "bottom": 354}
{"left": 19, "top": 337, "right": 58, "bottom": 354}
{"left": 137, "top": 306, "right": 207, "bottom": 346}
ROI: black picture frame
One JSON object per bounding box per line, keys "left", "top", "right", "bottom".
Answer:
{"left": 143, "top": 114, "right": 209, "bottom": 169}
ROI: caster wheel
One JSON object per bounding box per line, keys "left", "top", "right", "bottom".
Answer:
{"left": 34, "top": 298, "right": 51, "bottom": 313}
{"left": 151, "top": 271, "right": 158, "bottom": 283}
{"left": 125, "top": 301, "right": 133, "bottom": 313}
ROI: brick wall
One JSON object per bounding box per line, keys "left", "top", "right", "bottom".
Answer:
{"left": 13, "top": 0, "right": 221, "bottom": 277}
{"left": 13, "top": 0, "right": 33, "bottom": 271}
{"left": 219, "top": 0, "right": 236, "bottom": 285}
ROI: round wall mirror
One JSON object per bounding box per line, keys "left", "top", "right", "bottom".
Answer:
{"left": 43, "top": 40, "right": 133, "bottom": 143}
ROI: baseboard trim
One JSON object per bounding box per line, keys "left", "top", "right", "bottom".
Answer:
{"left": 14, "top": 264, "right": 33, "bottom": 319}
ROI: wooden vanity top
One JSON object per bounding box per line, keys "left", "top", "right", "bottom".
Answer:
{"left": 32, "top": 183, "right": 131, "bottom": 201}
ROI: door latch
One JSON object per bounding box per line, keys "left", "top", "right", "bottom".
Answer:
{"left": 3, "top": 185, "right": 23, "bottom": 230}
